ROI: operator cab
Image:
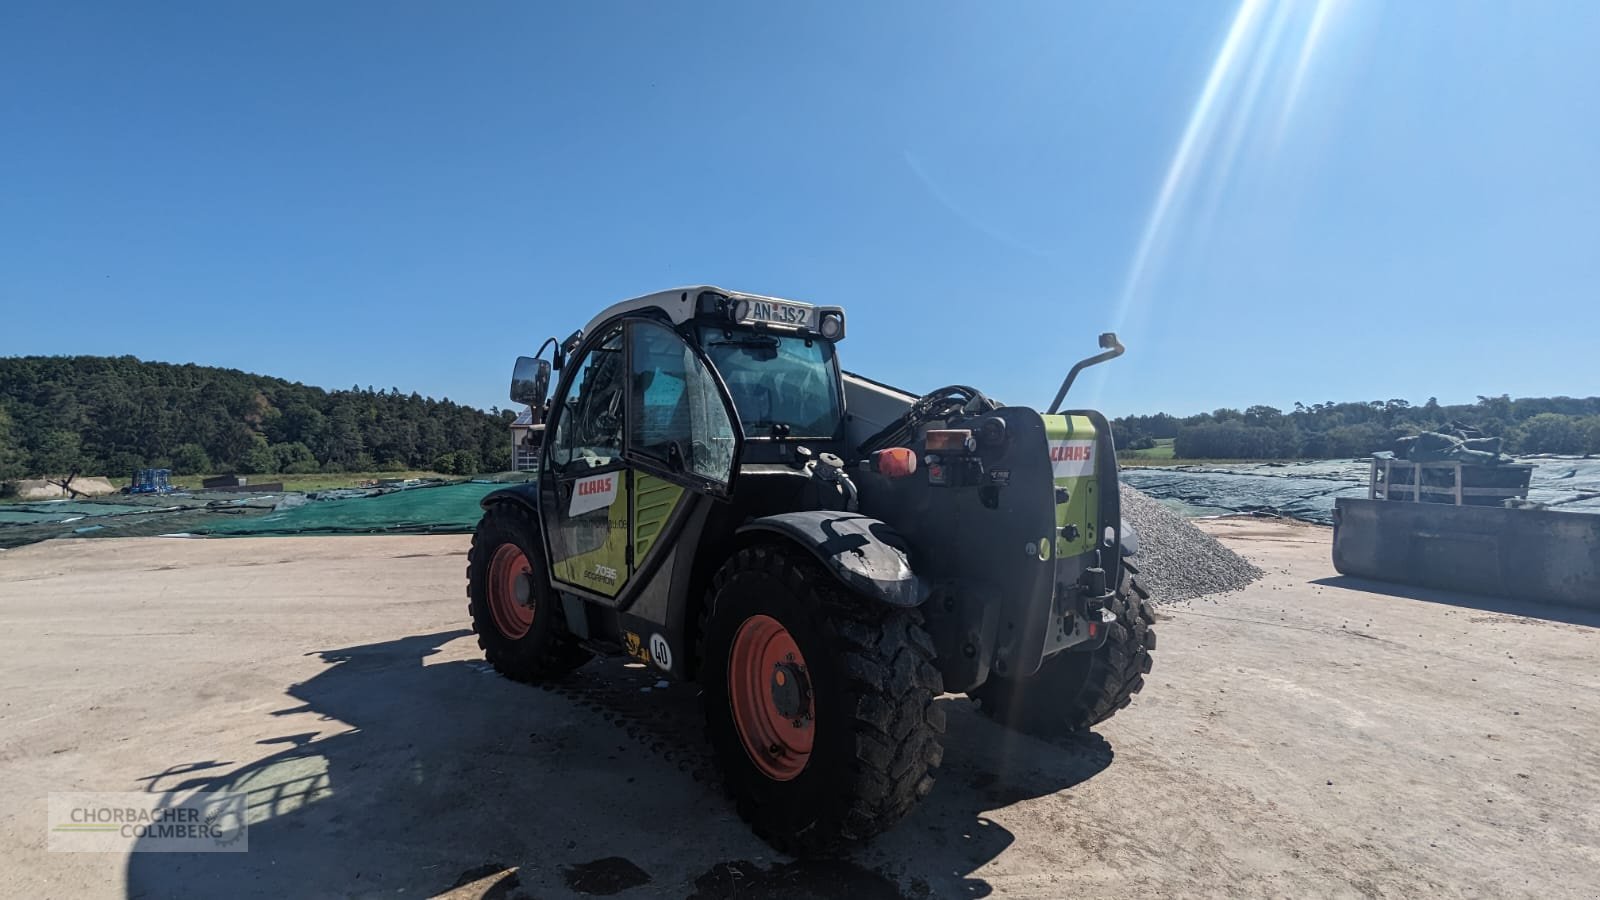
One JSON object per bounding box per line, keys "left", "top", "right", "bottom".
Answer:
{"left": 549, "top": 287, "right": 849, "bottom": 467}
{"left": 690, "top": 291, "right": 846, "bottom": 464}
{"left": 508, "top": 286, "right": 852, "bottom": 615}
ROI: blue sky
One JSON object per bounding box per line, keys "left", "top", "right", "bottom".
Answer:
{"left": 3, "top": 1, "right": 1597, "bottom": 416}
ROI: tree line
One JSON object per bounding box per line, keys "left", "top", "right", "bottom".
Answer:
{"left": 1113, "top": 395, "right": 1600, "bottom": 460}
{"left": 0, "top": 356, "right": 516, "bottom": 480}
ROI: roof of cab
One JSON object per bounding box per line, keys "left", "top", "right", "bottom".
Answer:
{"left": 581, "top": 285, "right": 809, "bottom": 338}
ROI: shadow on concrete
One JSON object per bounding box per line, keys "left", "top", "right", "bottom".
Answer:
{"left": 1311, "top": 576, "right": 1600, "bottom": 629}
{"left": 125, "top": 627, "right": 1112, "bottom": 899}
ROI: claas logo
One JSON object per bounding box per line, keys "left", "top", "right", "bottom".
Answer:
{"left": 578, "top": 476, "right": 613, "bottom": 496}
{"left": 1050, "top": 445, "right": 1092, "bottom": 462}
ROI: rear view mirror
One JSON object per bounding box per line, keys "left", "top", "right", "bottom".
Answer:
{"left": 510, "top": 356, "right": 551, "bottom": 410}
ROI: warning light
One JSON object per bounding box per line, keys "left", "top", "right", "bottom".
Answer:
{"left": 1088, "top": 622, "right": 1099, "bottom": 638}
{"left": 873, "top": 447, "right": 918, "bottom": 479}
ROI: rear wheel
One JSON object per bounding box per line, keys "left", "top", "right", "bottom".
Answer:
{"left": 466, "top": 503, "right": 590, "bottom": 682}
{"left": 974, "top": 568, "right": 1156, "bottom": 735}
{"left": 700, "top": 544, "right": 946, "bottom": 856}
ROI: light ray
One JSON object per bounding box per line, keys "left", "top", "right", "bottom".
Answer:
{"left": 1113, "top": 0, "right": 1270, "bottom": 333}
{"left": 1276, "top": 0, "right": 1341, "bottom": 145}
{"left": 1194, "top": 0, "right": 1298, "bottom": 232}
{"left": 1109, "top": 0, "right": 1352, "bottom": 345}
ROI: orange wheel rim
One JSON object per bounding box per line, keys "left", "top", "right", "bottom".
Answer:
{"left": 728, "top": 614, "right": 814, "bottom": 781}
{"left": 488, "top": 544, "right": 535, "bottom": 639}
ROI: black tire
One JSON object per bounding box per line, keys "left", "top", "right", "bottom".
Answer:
{"left": 466, "top": 503, "right": 590, "bottom": 682}
{"left": 974, "top": 568, "right": 1156, "bottom": 736}
{"left": 700, "top": 543, "right": 946, "bottom": 856}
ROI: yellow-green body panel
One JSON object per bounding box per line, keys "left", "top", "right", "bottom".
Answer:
{"left": 550, "top": 471, "right": 688, "bottom": 598}
{"left": 632, "top": 474, "right": 685, "bottom": 565}
{"left": 551, "top": 474, "right": 632, "bottom": 597}
{"left": 1043, "top": 414, "right": 1099, "bottom": 559}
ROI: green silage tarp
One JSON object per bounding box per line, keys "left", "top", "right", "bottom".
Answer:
{"left": 194, "top": 481, "right": 514, "bottom": 537}
{"left": 0, "top": 477, "right": 536, "bottom": 548}
{"left": 0, "top": 500, "right": 161, "bottom": 524}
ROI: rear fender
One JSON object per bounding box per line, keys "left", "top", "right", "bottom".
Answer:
{"left": 737, "top": 511, "right": 927, "bottom": 608}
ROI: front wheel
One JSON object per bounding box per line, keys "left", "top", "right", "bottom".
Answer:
{"left": 974, "top": 568, "right": 1156, "bottom": 736}
{"left": 466, "top": 503, "right": 591, "bottom": 682}
{"left": 700, "top": 544, "right": 946, "bottom": 856}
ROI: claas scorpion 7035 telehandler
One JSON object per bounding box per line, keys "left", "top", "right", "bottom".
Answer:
{"left": 467, "top": 286, "right": 1154, "bottom": 854}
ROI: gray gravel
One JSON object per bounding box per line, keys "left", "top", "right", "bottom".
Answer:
{"left": 1120, "top": 482, "right": 1263, "bottom": 603}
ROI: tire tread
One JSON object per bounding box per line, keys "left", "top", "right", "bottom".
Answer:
{"left": 466, "top": 503, "right": 590, "bottom": 682}
{"left": 973, "top": 571, "right": 1157, "bottom": 735}
{"left": 703, "top": 544, "right": 945, "bottom": 856}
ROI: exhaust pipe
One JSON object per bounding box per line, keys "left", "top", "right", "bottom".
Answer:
{"left": 1047, "top": 333, "right": 1124, "bottom": 414}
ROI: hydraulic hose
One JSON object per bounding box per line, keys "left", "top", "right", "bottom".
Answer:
{"left": 858, "top": 385, "right": 989, "bottom": 455}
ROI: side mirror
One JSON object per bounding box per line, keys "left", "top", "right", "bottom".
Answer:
{"left": 1098, "top": 332, "right": 1118, "bottom": 350}
{"left": 510, "top": 356, "right": 551, "bottom": 410}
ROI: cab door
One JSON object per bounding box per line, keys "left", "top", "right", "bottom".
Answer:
{"left": 541, "top": 317, "right": 742, "bottom": 604}
{"left": 541, "top": 324, "right": 632, "bottom": 599}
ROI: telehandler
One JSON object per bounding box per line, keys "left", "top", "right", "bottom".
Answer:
{"left": 468, "top": 287, "right": 1154, "bottom": 854}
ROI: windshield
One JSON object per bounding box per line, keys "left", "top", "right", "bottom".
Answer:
{"left": 699, "top": 327, "right": 841, "bottom": 438}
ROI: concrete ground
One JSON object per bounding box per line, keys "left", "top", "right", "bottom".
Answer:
{"left": 2, "top": 522, "right": 1597, "bottom": 899}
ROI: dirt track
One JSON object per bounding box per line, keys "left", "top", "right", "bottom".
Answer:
{"left": 2, "top": 522, "right": 1597, "bottom": 898}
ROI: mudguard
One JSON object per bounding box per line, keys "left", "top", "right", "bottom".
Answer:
{"left": 478, "top": 482, "right": 540, "bottom": 514}
{"left": 1121, "top": 519, "right": 1139, "bottom": 557}
{"left": 737, "top": 511, "right": 928, "bottom": 608}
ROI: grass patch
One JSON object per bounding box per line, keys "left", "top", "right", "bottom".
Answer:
{"left": 1116, "top": 438, "right": 1315, "bottom": 467}
{"left": 1119, "top": 438, "right": 1175, "bottom": 461}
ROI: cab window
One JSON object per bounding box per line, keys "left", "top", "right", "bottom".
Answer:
{"left": 630, "top": 321, "right": 738, "bottom": 487}
{"left": 698, "top": 327, "right": 841, "bottom": 438}
{"left": 549, "top": 325, "right": 625, "bottom": 470}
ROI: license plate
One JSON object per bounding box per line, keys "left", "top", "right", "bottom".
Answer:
{"left": 737, "top": 298, "right": 814, "bottom": 329}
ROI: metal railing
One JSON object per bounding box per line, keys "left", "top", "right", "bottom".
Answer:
{"left": 1368, "top": 458, "right": 1531, "bottom": 506}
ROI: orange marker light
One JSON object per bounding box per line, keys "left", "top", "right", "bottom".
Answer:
{"left": 874, "top": 447, "right": 918, "bottom": 478}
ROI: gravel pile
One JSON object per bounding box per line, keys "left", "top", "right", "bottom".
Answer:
{"left": 1119, "top": 483, "right": 1263, "bottom": 603}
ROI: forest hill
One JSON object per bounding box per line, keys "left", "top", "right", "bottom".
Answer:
{"left": 6, "top": 356, "right": 1596, "bottom": 478}
{"left": 0, "top": 356, "right": 515, "bottom": 479}
{"left": 1115, "top": 396, "right": 1600, "bottom": 460}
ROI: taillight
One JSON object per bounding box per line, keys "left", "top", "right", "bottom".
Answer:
{"left": 872, "top": 447, "right": 918, "bottom": 478}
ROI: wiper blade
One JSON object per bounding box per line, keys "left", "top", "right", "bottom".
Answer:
{"left": 711, "top": 337, "right": 779, "bottom": 349}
